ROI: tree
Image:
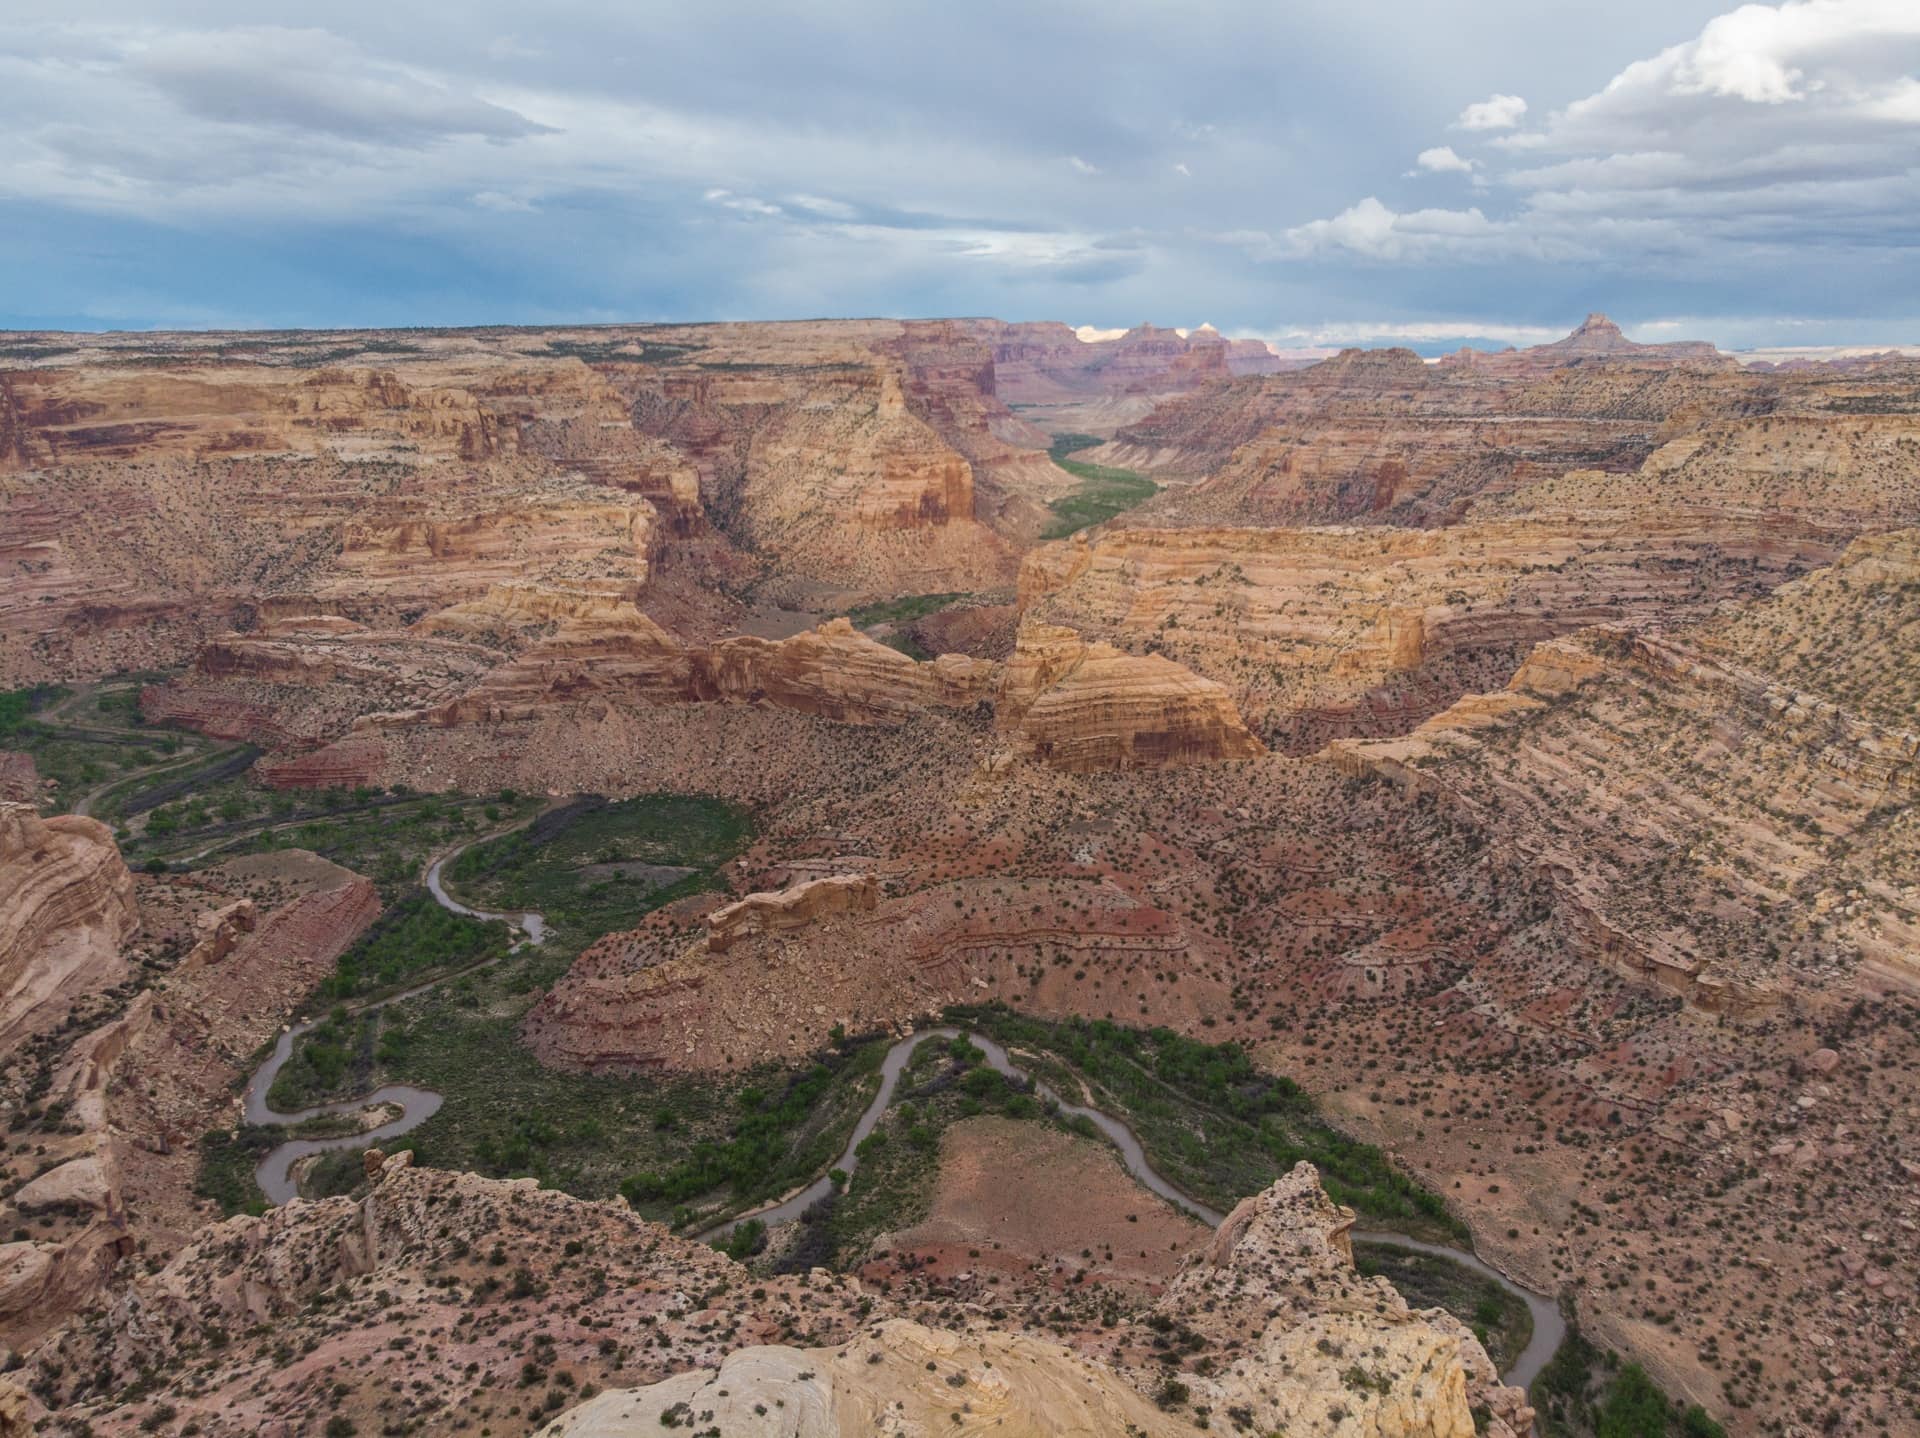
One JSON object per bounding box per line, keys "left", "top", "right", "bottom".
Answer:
{"left": 1598, "top": 1364, "right": 1669, "bottom": 1438}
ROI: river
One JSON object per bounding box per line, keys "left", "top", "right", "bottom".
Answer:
{"left": 242, "top": 846, "right": 1563, "bottom": 1387}
{"left": 244, "top": 839, "right": 542, "bottom": 1202}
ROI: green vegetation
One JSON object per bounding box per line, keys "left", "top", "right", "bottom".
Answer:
{"left": 200, "top": 787, "right": 543, "bottom": 897}
{"left": 195, "top": 1113, "right": 382, "bottom": 1217}
{"left": 196, "top": 1127, "right": 277, "bottom": 1217}
{"left": 843, "top": 592, "right": 967, "bottom": 628}
{"left": 619, "top": 1039, "right": 890, "bottom": 1212}
{"left": 0, "top": 685, "right": 66, "bottom": 739}
{"left": 0, "top": 680, "right": 227, "bottom": 817}
{"left": 1532, "top": 1328, "right": 1727, "bottom": 1438}
{"left": 446, "top": 793, "right": 751, "bottom": 943}
{"left": 1355, "top": 1241, "right": 1533, "bottom": 1374}
{"left": 946, "top": 1004, "right": 1467, "bottom": 1240}
{"left": 266, "top": 1006, "right": 378, "bottom": 1110}
{"left": 819, "top": 1031, "right": 1047, "bottom": 1264}
{"left": 1042, "top": 434, "right": 1158, "bottom": 538}
{"left": 362, "top": 962, "right": 885, "bottom": 1225}
{"left": 839, "top": 592, "right": 971, "bottom": 660}
{"left": 260, "top": 790, "right": 800, "bottom": 1224}
{"left": 316, "top": 889, "right": 511, "bottom": 1003}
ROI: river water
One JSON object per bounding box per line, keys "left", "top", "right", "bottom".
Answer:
{"left": 243, "top": 857, "right": 1562, "bottom": 1386}
{"left": 245, "top": 843, "right": 540, "bottom": 1202}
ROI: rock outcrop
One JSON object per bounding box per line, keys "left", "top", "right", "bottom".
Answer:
{"left": 0, "top": 751, "right": 39, "bottom": 805}
{"left": 1018, "top": 517, "right": 1841, "bottom": 752}
{"left": 383, "top": 613, "right": 996, "bottom": 730}
{"left": 706, "top": 873, "right": 878, "bottom": 953}
{"left": 538, "top": 1164, "right": 1525, "bottom": 1438}
{"left": 1156, "top": 1164, "right": 1532, "bottom": 1438}
{"left": 998, "top": 621, "right": 1265, "bottom": 771}
{"left": 0, "top": 854, "right": 378, "bottom": 1349}
{"left": 1327, "top": 537, "right": 1920, "bottom": 999}
{"left": 961, "top": 319, "right": 1288, "bottom": 405}
{"left": 538, "top": 1319, "right": 1193, "bottom": 1438}
{"left": 0, "top": 320, "right": 1077, "bottom": 681}
{"left": 0, "top": 804, "right": 138, "bottom": 1046}
{"left": 692, "top": 620, "right": 998, "bottom": 724}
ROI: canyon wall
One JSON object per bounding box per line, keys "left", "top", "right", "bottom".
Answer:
{"left": 0, "top": 804, "right": 138, "bottom": 1047}
{"left": 1017, "top": 515, "right": 1842, "bottom": 751}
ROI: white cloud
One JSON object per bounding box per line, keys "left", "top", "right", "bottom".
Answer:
{"left": 1287, "top": 0, "right": 1920, "bottom": 271}
{"left": 1268, "top": 319, "right": 1568, "bottom": 346}
{"left": 1279, "top": 196, "right": 1515, "bottom": 261}
{"left": 1067, "top": 155, "right": 1100, "bottom": 174}
{"left": 1410, "top": 145, "right": 1477, "bottom": 175}
{"left": 1455, "top": 93, "right": 1527, "bottom": 130}
{"left": 704, "top": 188, "right": 783, "bottom": 217}
{"left": 786, "top": 193, "right": 857, "bottom": 218}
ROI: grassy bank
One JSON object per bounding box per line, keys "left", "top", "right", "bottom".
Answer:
{"left": 1043, "top": 434, "right": 1158, "bottom": 538}
{"left": 446, "top": 793, "right": 751, "bottom": 945}
{"left": 1, "top": 680, "right": 219, "bottom": 816}
{"left": 1532, "top": 1327, "right": 1728, "bottom": 1438}
{"left": 170, "top": 787, "right": 543, "bottom": 896}
{"left": 946, "top": 1004, "right": 1467, "bottom": 1242}
{"left": 254, "top": 791, "right": 800, "bottom": 1225}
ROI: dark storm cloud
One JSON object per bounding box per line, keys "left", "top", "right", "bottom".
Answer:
{"left": 0, "top": 0, "right": 1914, "bottom": 347}
{"left": 132, "top": 27, "right": 551, "bottom": 145}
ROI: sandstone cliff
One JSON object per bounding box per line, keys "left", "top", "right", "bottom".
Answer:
{"left": 0, "top": 321, "right": 1076, "bottom": 681}
{"left": 1017, "top": 517, "right": 1840, "bottom": 752}
{"left": 1324, "top": 535, "right": 1920, "bottom": 1001}
{"left": 0, "top": 854, "right": 378, "bottom": 1350}
{"left": 960, "top": 318, "right": 1288, "bottom": 406}
{"left": 537, "top": 1163, "right": 1525, "bottom": 1438}
{"left": 1154, "top": 1164, "right": 1532, "bottom": 1438}
{"left": 0, "top": 804, "right": 138, "bottom": 1047}
{"left": 706, "top": 873, "right": 879, "bottom": 953}
{"left": 999, "top": 621, "right": 1265, "bottom": 771}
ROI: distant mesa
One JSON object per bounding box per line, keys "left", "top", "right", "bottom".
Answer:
{"left": 1441, "top": 312, "right": 1726, "bottom": 370}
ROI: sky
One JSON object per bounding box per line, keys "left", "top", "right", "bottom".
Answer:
{"left": 3, "top": 0, "right": 1918, "bottom": 349}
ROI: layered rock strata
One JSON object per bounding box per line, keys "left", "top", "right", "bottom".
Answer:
{"left": 0, "top": 804, "right": 139, "bottom": 1047}
{"left": 1018, "top": 517, "right": 1844, "bottom": 751}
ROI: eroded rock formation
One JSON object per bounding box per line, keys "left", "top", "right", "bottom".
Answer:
{"left": 539, "top": 1162, "right": 1524, "bottom": 1438}
{"left": 0, "top": 804, "right": 138, "bottom": 1046}
{"left": 1018, "top": 517, "right": 1840, "bottom": 751}
{"left": 998, "top": 621, "right": 1265, "bottom": 771}
{"left": 706, "top": 873, "right": 879, "bottom": 953}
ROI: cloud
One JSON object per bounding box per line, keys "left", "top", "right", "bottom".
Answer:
{"left": 704, "top": 187, "right": 784, "bottom": 217}
{"left": 471, "top": 190, "right": 537, "bottom": 212}
{"left": 786, "top": 193, "right": 857, "bottom": 219}
{"left": 1410, "top": 146, "right": 1477, "bottom": 175}
{"left": 1455, "top": 93, "right": 1528, "bottom": 130}
{"left": 130, "top": 28, "right": 549, "bottom": 145}
{"left": 1267, "top": 318, "right": 1569, "bottom": 346}
{"left": 1, "top": 2, "right": 1918, "bottom": 340}
{"left": 1285, "top": 0, "right": 1920, "bottom": 274}
{"left": 1278, "top": 197, "right": 1512, "bottom": 261}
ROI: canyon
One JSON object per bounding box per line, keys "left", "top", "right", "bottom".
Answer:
{"left": 3, "top": 314, "right": 1919, "bottom": 1438}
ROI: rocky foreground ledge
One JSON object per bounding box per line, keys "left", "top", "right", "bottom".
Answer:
{"left": 541, "top": 1163, "right": 1531, "bottom": 1438}
{"left": 16, "top": 1153, "right": 1528, "bottom": 1438}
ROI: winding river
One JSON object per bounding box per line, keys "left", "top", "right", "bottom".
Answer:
{"left": 243, "top": 840, "right": 543, "bottom": 1203}
{"left": 242, "top": 848, "right": 1562, "bottom": 1387}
